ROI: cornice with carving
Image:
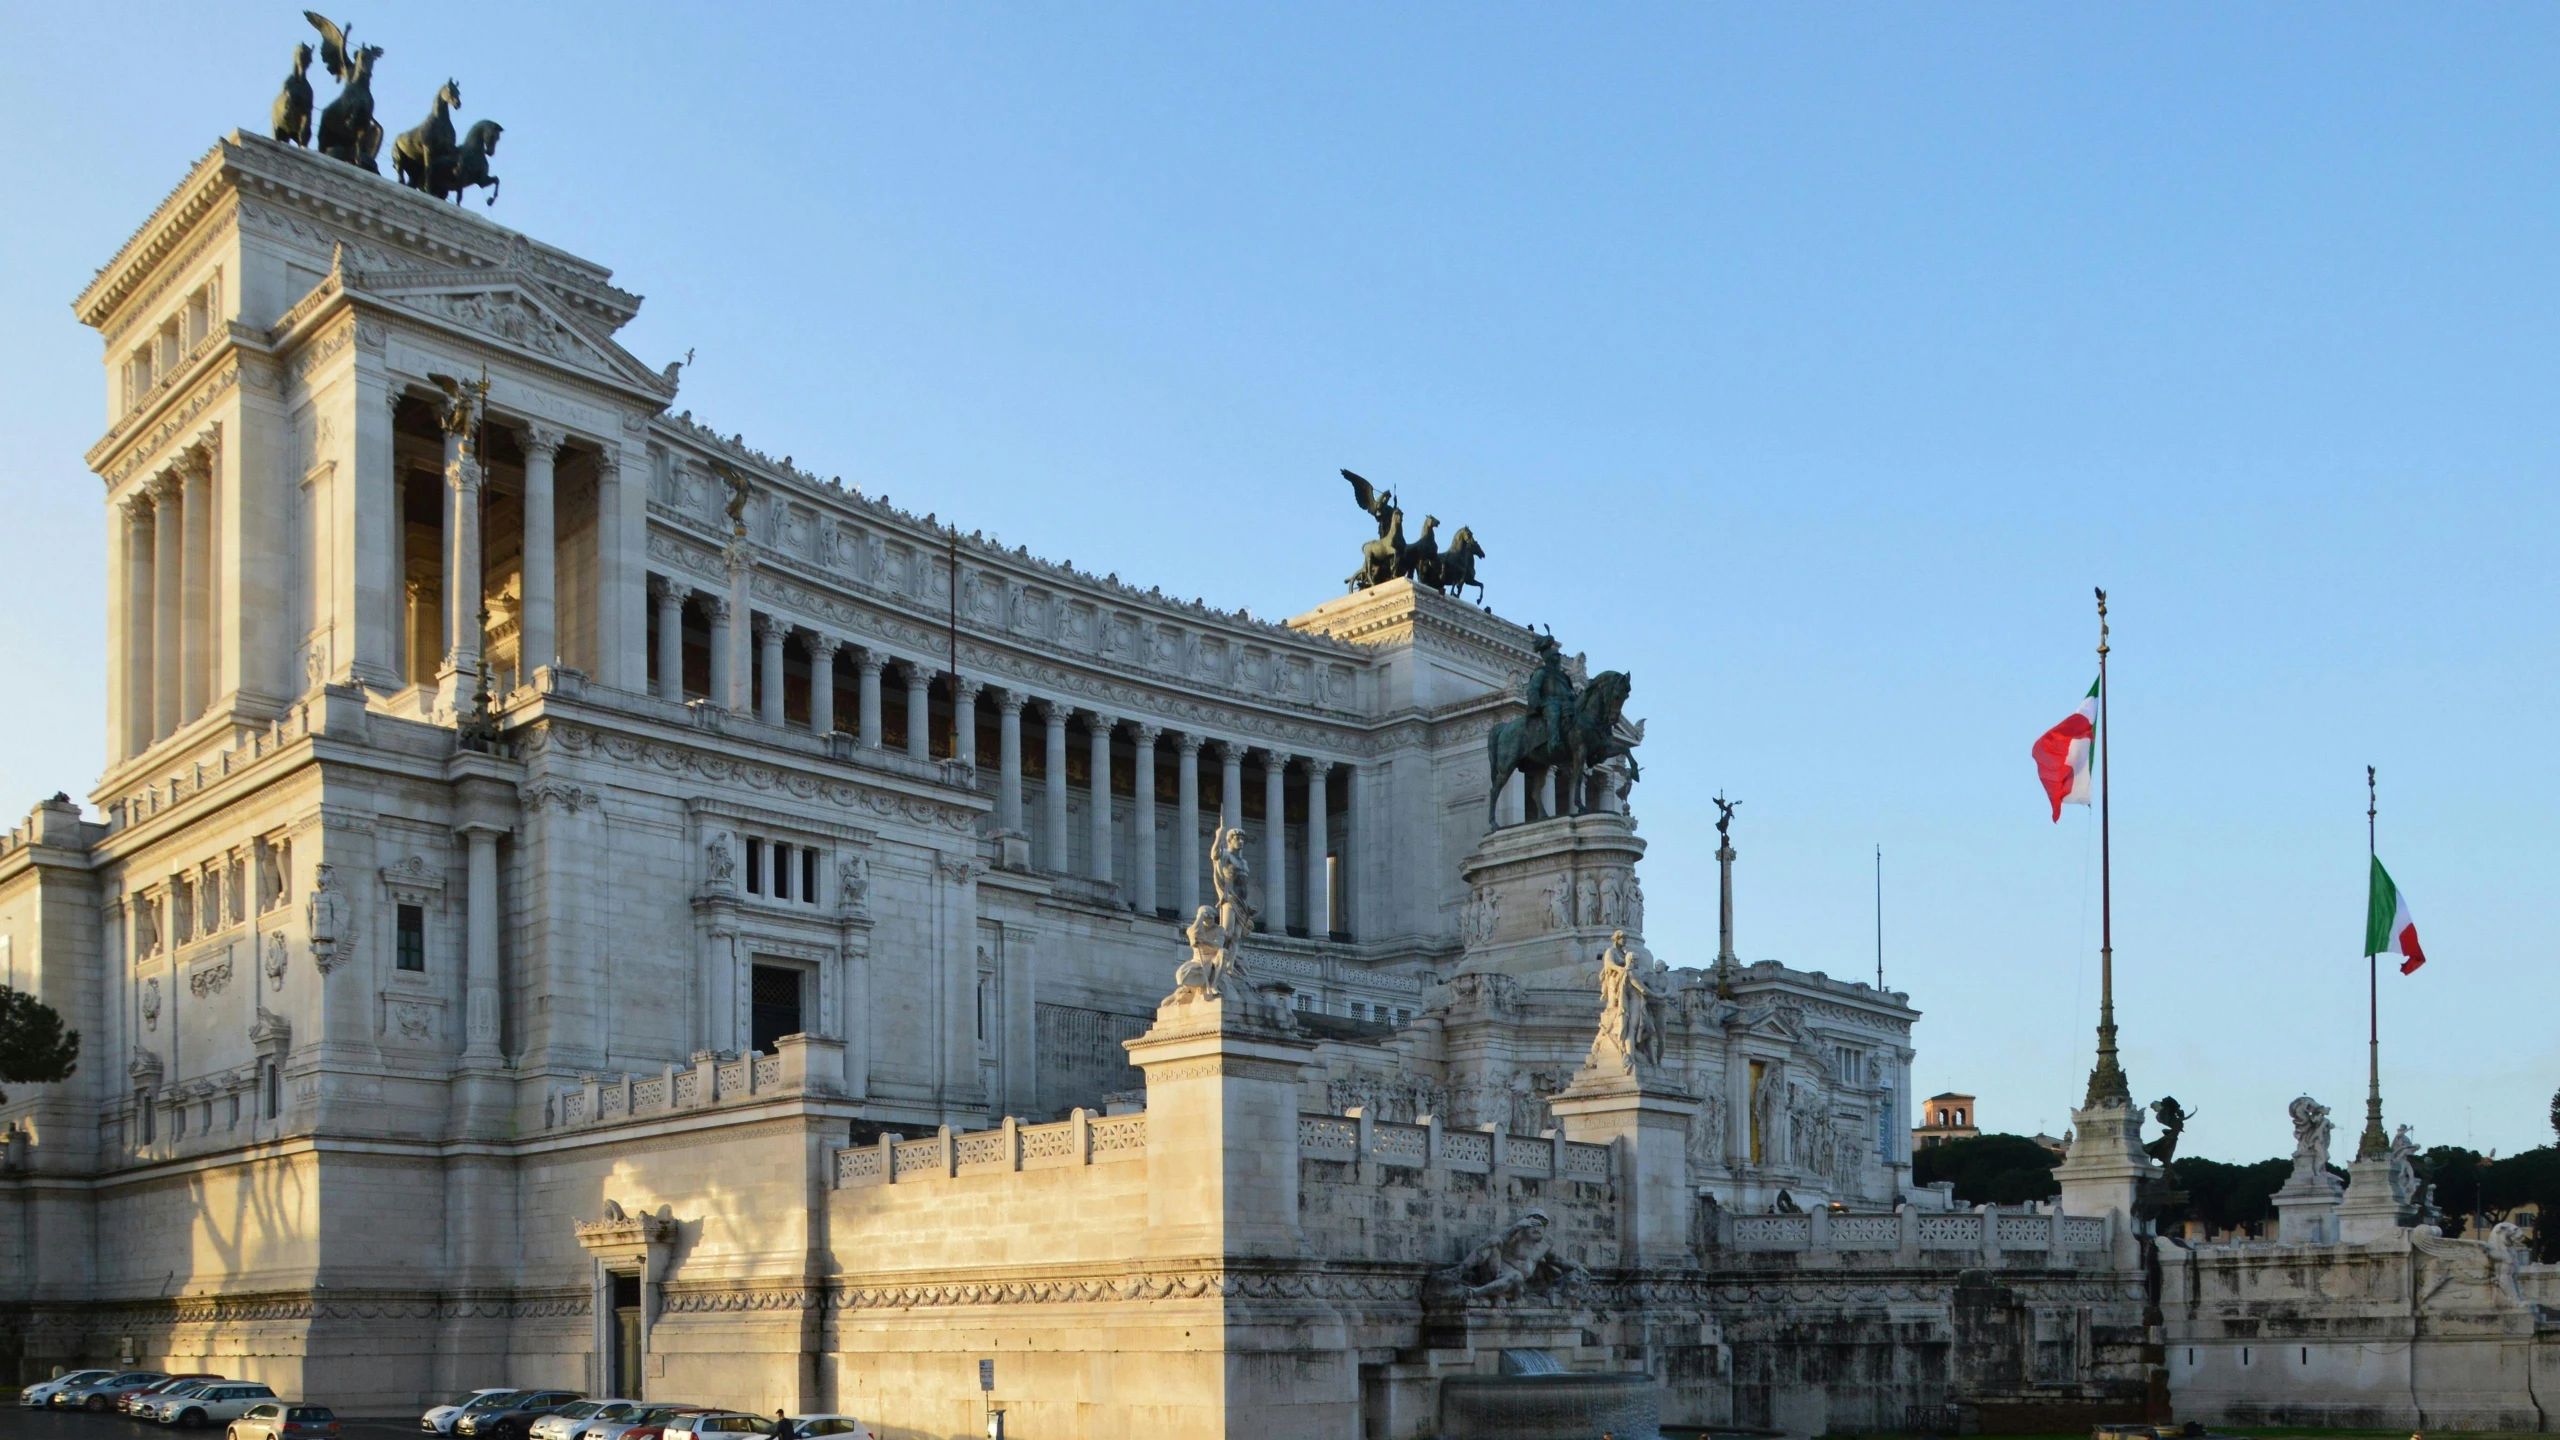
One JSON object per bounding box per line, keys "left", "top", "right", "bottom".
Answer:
{"left": 526, "top": 720, "right": 981, "bottom": 834}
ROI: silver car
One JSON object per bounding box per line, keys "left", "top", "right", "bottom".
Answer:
{"left": 20, "top": 1369, "right": 115, "bottom": 1408}
{"left": 529, "top": 1400, "right": 643, "bottom": 1440}
{"left": 152, "top": 1381, "right": 278, "bottom": 1428}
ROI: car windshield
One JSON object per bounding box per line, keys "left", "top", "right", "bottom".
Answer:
{"left": 56, "top": 1371, "right": 114, "bottom": 1384}
{"left": 556, "top": 1404, "right": 602, "bottom": 1419}
{"left": 469, "top": 1393, "right": 530, "bottom": 1409}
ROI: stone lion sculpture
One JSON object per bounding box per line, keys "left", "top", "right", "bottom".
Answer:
{"left": 1429, "top": 1208, "right": 1588, "bottom": 1305}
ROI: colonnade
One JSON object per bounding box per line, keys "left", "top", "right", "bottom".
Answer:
{"left": 116, "top": 443, "right": 220, "bottom": 761}
{"left": 646, "top": 572, "right": 1352, "bottom": 936}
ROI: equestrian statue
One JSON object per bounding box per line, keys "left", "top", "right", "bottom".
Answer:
{"left": 304, "top": 13, "right": 383, "bottom": 171}
{"left": 1340, "top": 469, "right": 1488, "bottom": 600}
{"left": 272, "top": 43, "right": 315, "bottom": 146}
{"left": 1485, "top": 631, "right": 1640, "bottom": 825}
{"left": 394, "top": 80, "right": 504, "bottom": 205}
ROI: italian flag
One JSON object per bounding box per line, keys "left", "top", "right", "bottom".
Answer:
{"left": 2032, "top": 677, "right": 2100, "bottom": 821}
{"left": 2365, "top": 857, "right": 2428, "bottom": 975}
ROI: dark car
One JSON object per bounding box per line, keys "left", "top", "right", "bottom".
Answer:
{"left": 123, "top": 1375, "right": 225, "bottom": 1416}
{"left": 58, "top": 1371, "right": 167, "bottom": 1412}
{"left": 454, "top": 1391, "right": 585, "bottom": 1440}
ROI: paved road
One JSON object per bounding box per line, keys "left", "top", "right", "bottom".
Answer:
{"left": 3, "top": 1410, "right": 421, "bottom": 1439}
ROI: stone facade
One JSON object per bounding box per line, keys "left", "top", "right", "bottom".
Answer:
{"left": 0, "top": 128, "right": 2156, "bottom": 1435}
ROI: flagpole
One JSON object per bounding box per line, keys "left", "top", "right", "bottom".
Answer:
{"left": 2087, "top": 587, "right": 2129, "bottom": 1108}
{"left": 2359, "top": 766, "right": 2387, "bottom": 1159}
{"left": 1874, "top": 845, "right": 1884, "bottom": 991}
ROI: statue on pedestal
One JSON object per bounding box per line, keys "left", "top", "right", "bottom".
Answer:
{"left": 2388, "top": 1123, "right": 2421, "bottom": 1205}
{"left": 1590, "top": 930, "right": 1662, "bottom": 1072}
{"left": 1486, "top": 632, "right": 1640, "bottom": 824}
{"left": 2288, "top": 1095, "right": 2335, "bottom": 1181}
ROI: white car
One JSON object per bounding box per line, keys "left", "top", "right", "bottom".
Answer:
{"left": 530, "top": 1399, "right": 644, "bottom": 1440}
{"left": 661, "top": 1416, "right": 776, "bottom": 1440}
{"left": 20, "top": 1370, "right": 116, "bottom": 1408}
{"left": 423, "top": 1390, "right": 519, "bottom": 1434}
{"left": 151, "top": 1381, "right": 277, "bottom": 1428}
{"left": 781, "top": 1417, "right": 876, "bottom": 1439}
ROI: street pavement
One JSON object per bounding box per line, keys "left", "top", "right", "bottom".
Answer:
{"left": 2, "top": 1410, "right": 421, "bottom": 1440}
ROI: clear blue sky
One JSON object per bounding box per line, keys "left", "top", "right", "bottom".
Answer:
{"left": 5, "top": 5, "right": 2553, "bottom": 1160}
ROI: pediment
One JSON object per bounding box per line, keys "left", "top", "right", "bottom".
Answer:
{"left": 356, "top": 265, "right": 674, "bottom": 397}
{"left": 1739, "top": 1005, "right": 1805, "bottom": 1043}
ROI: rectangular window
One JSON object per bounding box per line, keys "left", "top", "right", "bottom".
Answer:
{"left": 802, "top": 847, "right": 819, "bottom": 905}
{"left": 750, "top": 963, "right": 804, "bottom": 1054}
{"left": 746, "top": 838, "right": 764, "bottom": 895}
{"left": 263, "top": 1061, "right": 280, "bottom": 1120}
{"left": 136, "top": 1091, "right": 154, "bottom": 1144}
{"left": 396, "top": 904, "right": 426, "bottom": 972}
{"left": 773, "top": 843, "right": 792, "bottom": 900}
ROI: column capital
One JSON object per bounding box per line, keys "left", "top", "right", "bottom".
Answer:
{"left": 1039, "top": 698, "right": 1070, "bottom": 727}
{"left": 1132, "top": 722, "right": 1163, "bottom": 745}
{"left": 1300, "top": 755, "right": 1335, "bottom": 777}
{"left": 1259, "top": 747, "right": 1293, "bottom": 769}
{"left": 1086, "top": 711, "right": 1118, "bottom": 735}
{"left": 647, "top": 573, "right": 679, "bottom": 603}
{"left": 695, "top": 594, "right": 730, "bottom": 623}
{"left": 522, "top": 422, "right": 568, "bottom": 456}
{"left": 145, "top": 470, "right": 184, "bottom": 504}
{"left": 1177, "top": 731, "right": 1204, "bottom": 757}
{"left": 994, "top": 687, "right": 1026, "bottom": 717}
{"left": 594, "top": 447, "right": 624, "bottom": 480}
{"left": 804, "top": 631, "right": 842, "bottom": 659}
{"left": 900, "top": 659, "right": 939, "bottom": 684}
{"left": 120, "top": 490, "right": 155, "bottom": 522}
{"left": 856, "top": 650, "right": 886, "bottom": 677}
{"left": 752, "top": 613, "right": 785, "bottom": 643}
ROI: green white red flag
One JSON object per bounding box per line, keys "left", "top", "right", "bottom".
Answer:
{"left": 2032, "top": 677, "right": 2100, "bottom": 821}
{"left": 2364, "top": 857, "right": 2427, "bottom": 975}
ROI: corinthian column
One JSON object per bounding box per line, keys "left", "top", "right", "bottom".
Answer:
{"left": 651, "top": 576, "right": 685, "bottom": 700}
{"left": 520, "top": 424, "right": 563, "bottom": 675}
{"left": 179, "top": 453, "right": 212, "bottom": 720}
{"left": 149, "top": 473, "right": 183, "bottom": 742}
{"left": 755, "top": 615, "right": 786, "bottom": 725}
{"left": 1176, "top": 734, "right": 1202, "bottom": 917}
{"left": 1042, "top": 702, "right": 1069, "bottom": 871}
{"left": 701, "top": 596, "right": 731, "bottom": 703}
{"left": 122, "top": 495, "right": 155, "bottom": 759}
{"left": 1088, "top": 714, "right": 1115, "bottom": 884}
{"left": 951, "top": 677, "right": 977, "bottom": 769}
{"left": 995, "top": 690, "right": 1025, "bottom": 832}
{"left": 1132, "top": 724, "right": 1160, "bottom": 915}
{"left": 1304, "top": 759, "right": 1332, "bottom": 939}
{"left": 905, "top": 663, "right": 935, "bottom": 760}
{"left": 1218, "top": 742, "right": 1243, "bottom": 834}
{"left": 807, "top": 634, "right": 839, "bottom": 733}
{"left": 437, "top": 425, "right": 485, "bottom": 713}
{"left": 857, "top": 653, "right": 885, "bottom": 748}
{"left": 1263, "top": 751, "right": 1289, "bottom": 933}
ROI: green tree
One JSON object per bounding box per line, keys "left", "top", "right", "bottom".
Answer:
{"left": 0, "top": 986, "right": 79, "bottom": 1103}
{"left": 2548, "top": 1085, "right": 2558, "bottom": 1146}
{"left": 1911, "top": 1134, "right": 2060, "bottom": 1206}
{"left": 2161, "top": 1156, "right": 2293, "bottom": 1236}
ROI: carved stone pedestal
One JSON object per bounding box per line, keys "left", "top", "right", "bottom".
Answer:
{"left": 2271, "top": 1166, "right": 2345, "bottom": 1245}
{"left": 1123, "top": 987, "right": 1317, "bottom": 1260}
{"left": 1454, "top": 813, "right": 1647, "bottom": 981}
{"left": 2054, "top": 1100, "right": 2157, "bottom": 1268}
{"left": 2335, "top": 1155, "right": 2414, "bottom": 1243}
{"left": 1547, "top": 1066, "right": 1697, "bottom": 1269}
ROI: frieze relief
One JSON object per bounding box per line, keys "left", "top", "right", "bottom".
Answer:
{"left": 527, "top": 722, "right": 978, "bottom": 833}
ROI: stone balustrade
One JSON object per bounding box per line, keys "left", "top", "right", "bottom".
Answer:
{"left": 1722, "top": 1203, "right": 2110, "bottom": 1260}
{"left": 834, "top": 1109, "right": 1148, "bottom": 1188}
{"left": 1295, "top": 1108, "right": 1615, "bottom": 1183}
{"left": 544, "top": 1032, "right": 842, "bottom": 1130}
{"left": 100, "top": 699, "right": 319, "bottom": 835}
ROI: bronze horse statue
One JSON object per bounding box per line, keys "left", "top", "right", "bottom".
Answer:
{"left": 1421, "top": 525, "right": 1486, "bottom": 601}
{"left": 393, "top": 79, "right": 461, "bottom": 194}
{"left": 1486, "top": 670, "right": 1636, "bottom": 825}
{"left": 441, "top": 120, "right": 502, "bottom": 205}
{"left": 306, "top": 13, "right": 383, "bottom": 170}
{"left": 272, "top": 43, "right": 314, "bottom": 147}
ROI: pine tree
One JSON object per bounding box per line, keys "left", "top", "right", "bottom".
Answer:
{"left": 0, "top": 987, "right": 79, "bottom": 1103}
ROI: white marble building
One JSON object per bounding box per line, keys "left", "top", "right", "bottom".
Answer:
{"left": 0, "top": 132, "right": 1942, "bottom": 1421}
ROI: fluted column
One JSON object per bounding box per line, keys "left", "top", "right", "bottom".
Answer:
{"left": 1043, "top": 703, "right": 1070, "bottom": 871}
{"left": 807, "top": 634, "right": 838, "bottom": 733}
{"left": 1304, "top": 759, "right": 1332, "bottom": 939}
{"left": 1133, "top": 724, "right": 1160, "bottom": 915}
{"left": 857, "top": 653, "right": 885, "bottom": 748}
{"left": 439, "top": 427, "right": 485, "bottom": 711}
{"left": 520, "top": 425, "right": 562, "bottom": 676}
{"left": 996, "top": 690, "right": 1025, "bottom": 832}
{"left": 755, "top": 615, "right": 786, "bottom": 725}
{"left": 1176, "top": 735, "right": 1202, "bottom": 916}
{"left": 1263, "top": 751, "right": 1289, "bottom": 933}
{"left": 179, "top": 455, "right": 212, "bottom": 719}
{"left": 122, "top": 496, "right": 155, "bottom": 759}
{"left": 1088, "top": 714, "right": 1116, "bottom": 884}
{"left": 1218, "top": 741, "right": 1243, "bottom": 834}
{"left": 461, "top": 825, "right": 502, "bottom": 1060}
{"left": 149, "top": 473, "right": 183, "bottom": 742}
{"left": 723, "top": 556, "right": 752, "bottom": 716}
{"left": 701, "top": 596, "right": 731, "bottom": 704}
{"left": 951, "top": 678, "right": 977, "bottom": 769}
{"left": 905, "top": 664, "right": 935, "bottom": 760}
{"left": 405, "top": 572, "right": 439, "bottom": 686}
{"left": 651, "top": 576, "right": 685, "bottom": 700}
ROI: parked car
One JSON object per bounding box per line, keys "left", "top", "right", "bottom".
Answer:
{"left": 21, "top": 1369, "right": 116, "bottom": 1408}
{"left": 150, "top": 1381, "right": 276, "bottom": 1429}
{"left": 423, "top": 1391, "right": 521, "bottom": 1434}
{"left": 780, "top": 1417, "right": 875, "bottom": 1439}
{"left": 228, "top": 1402, "right": 340, "bottom": 1440}
{"left": 594, "top": 1405, "right": 710, "bottom": 1440}
{"left": 454, "top": 1390, "right": 585, "bottom": 1440}
{"left": 57, "top": 1371, "right": 168, "bottom": 1412}
{"left": 529, "top": 1399, "right": 643, "bottom": 1440}
{"left": 125, "top": 1376, "right": 226, "bottom": 1416}
{"left": 660, "top": 1415, "right": 778, "bottom": 1440}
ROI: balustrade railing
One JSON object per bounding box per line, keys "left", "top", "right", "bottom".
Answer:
{"left": 1723, "top": 1203, "right": 2116, "bottom": 1262}
{"left": 833, "top": 1110, "right": 1150, "bottom": 1189}
{"left": 1294, "top": 1109, "right": 1614, "bottom": 1184}
{"left": 542, "top": 1036, "right": 841, "bottom": 1132}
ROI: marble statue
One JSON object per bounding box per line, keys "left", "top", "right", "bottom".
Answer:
{"left": 1175, "top": 906, "right": 1229, "bottom": 997}
{"left": 2388, "top": 1123, "right": 2420, "bottom": 1204}
{"left": 272, "top": 43, "right": 315, "bottom": 146}
{"left": 304, "top": 863, "right": 347, "bottom": 972}
{"left": 304, "top": 13, "right": 384, "bottom": 172}
{"left": 2288, "top": 1095, "right": 2334, "bottom": 1180}
{"left": 1429, "top": 1208, "right": 1587, "bottom": 1305}
{"left": 1212, "top": 825, "right": 1256, "bottom": 940}
{"left": 1592, "top": 930, "right": 1661, "bottom": 1071}
{"left": 705, "top": 832, "right": 738, "bottom": 890}
{"left": 836, "top": 854, "right": 870, "bottom": 916}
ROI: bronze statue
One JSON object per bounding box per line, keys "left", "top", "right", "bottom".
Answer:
{"left": 392, "top": 79, "right": 460, "bottom": 194}
{"left": 425, "top": 369, "right": 489, "bottom": 459}
{"left": 2145, "top": 1096, "right": 2191, "bottom": 1167}
{"left": 304, "top": 13, "right": 384, "bottom": 171}
{"left": 1713, "top": 793, "right": 1739, "bottom": 839}
{"left": 442, "top": 120, "right": 502, "bottom": 205}
{"left": 1486, "top": 636, "right": 1640, "bottom": 824}
{"left": 1342, "top": 469, "right": 1488, "bottom": 598}
{"left": 272, "top": 43, "right": 315, "bottom": 147}
{"left": 710, "top": 461, "right": 752, "bottom": 537}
